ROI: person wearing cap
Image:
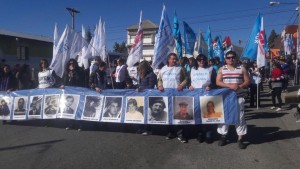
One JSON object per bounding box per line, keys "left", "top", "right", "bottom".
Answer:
{"left": 174, "top": 101, "right": 193, "bottom": 120}
{"left": 29, "top": 96, "right": 42, "bottom": 115}
{"left": 157, "top": 53, "right": 188, "bottom": 143}
{"left": 189, "top": 54, "right": 217, "bottom": 144}
{"left": 216, "top": 51, "right": 250, "bottom": 149}
{"left": 44, "top": 96, "right": 58, "bottom": 115}
{"left": 148, "top": 97, "right": 167, "bottom": 122}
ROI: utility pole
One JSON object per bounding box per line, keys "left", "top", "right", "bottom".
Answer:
{"left": 66, "top": 8, "right": 80, "bottom": 31}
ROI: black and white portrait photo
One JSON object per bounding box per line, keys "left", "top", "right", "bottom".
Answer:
{"left": 13, "top": 96, "right": 28, "bottom": 119}
{"left": 82, "top": 95, "right": 103, "bottom": 121}
{"left": 28, "top": 95, "right": 43, "bottom": 118}
{"left": 101, "top": 96, "right": 122, "bottom": 122}
{"left": 43, "top": 95, "right": 60, "bottom": 119}
{"left": 125, "top": 97, "right": 144, "bottom": 123}
{"left": 59, "top": 94, "right": 80, "bottom": 119}
{"left": 147, "top": 96, "right": 168, "bottom": 124}
{"left": 0, "top": 95, "right": 12, "bottom": 120}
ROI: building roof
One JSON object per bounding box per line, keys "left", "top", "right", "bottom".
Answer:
{"left": 0, "top": 29, "right": 52, "bottom": 43}
{"left": 127, "top": 20, "right": 158, "bottom": 30}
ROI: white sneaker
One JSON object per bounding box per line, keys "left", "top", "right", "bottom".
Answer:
{"left": 276, "top": 108, "right": 282, "bottom": 111}
{"left": 270, "top": 106, "right": 276, "bottom": 110}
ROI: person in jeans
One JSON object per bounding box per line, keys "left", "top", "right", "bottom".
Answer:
{"left": 270, "top": 62, "right": 284, "bottom": 111}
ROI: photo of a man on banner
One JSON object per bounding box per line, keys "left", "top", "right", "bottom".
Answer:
{"left": 173, "top": 96, "right": 194, "bottom": 124}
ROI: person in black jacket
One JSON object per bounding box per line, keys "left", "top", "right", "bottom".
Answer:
{"left": 136, "top": 60, "right": 157, "bottom": 136}
{"left": 60, "top": 59, "right": 85, "bottom": 88}
{"left": 60, "top": 59, "right": 85, "bottom": 131}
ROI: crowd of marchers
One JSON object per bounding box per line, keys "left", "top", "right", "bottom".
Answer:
{"left": 0, "top": 51, "right": 299, "bottom": 149}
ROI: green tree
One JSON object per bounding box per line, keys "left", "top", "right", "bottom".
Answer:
{"left": 268, "top": 29, "right": 279, "bottom": 48}
{"left": 113, "top": 41, "right": 128, "bottom": 54}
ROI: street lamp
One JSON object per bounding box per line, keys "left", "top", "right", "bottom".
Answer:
{"left": 270, "top": 1, "right": 300, "bottom": 84}
{"left": 66, "top": 7, "right": 80, "bottom": 31}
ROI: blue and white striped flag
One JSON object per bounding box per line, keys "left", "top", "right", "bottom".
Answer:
{"left": 152, "top": 5, "right": 175, "bottom": 69}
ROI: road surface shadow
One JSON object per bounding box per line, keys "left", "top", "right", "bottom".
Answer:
{"left": 0, "top": 139, "right": 64, "bottom": 151}
{"left": 245, "top": 112, "right": 288, "bottom": 121}
{"left": 246, "top": 125, "right": 300, "bottom": 145}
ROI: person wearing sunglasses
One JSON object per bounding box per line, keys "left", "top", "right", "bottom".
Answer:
{"left": 216, "top": 51, "right": 250, "bottom": 149}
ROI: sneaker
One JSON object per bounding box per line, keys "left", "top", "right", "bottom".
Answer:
{"left": 268, "top": 90, "right": 273, "bottom": 94}
{"left": 178, "top": 136, "right": 187, "bottom": 143}
{"left": 238, "top": 140, "right": 247, "bottom": 149}
{"left": 65, "top": 127, "right": 70, "bottom": 130}
{"left": 142, "top": 131, "right": 152, "bottom": 136}
{"left": 294, "top": 112, "right": 300, "bottom": 122}
{"left": 270, "top": 106, "right": 276, "bottom": 110}
{"left": 218, "top": 135, "right": 226, "bottom": 146}
{"left": 197, "top": 133, "right": 204, "bottom": 143}
{"left": 77, "top": 128, "right": 82, "bottom": 132}
{"left": 276, "top": 108, "right": 282, "bottom": 111}
{"left": 136, "top": 129, "right": 143, "bottom": 134}
{"left": 165, "top": 132, "right": 175, "bottom": 140}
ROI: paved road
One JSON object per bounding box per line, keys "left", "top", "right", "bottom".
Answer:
{"left": 0, "top": 84, "right": 299, "bottom": 169}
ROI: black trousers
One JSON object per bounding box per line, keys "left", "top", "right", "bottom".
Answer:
{"left": 271, "top": 87, "right": 282, "bottom": 108}
{"left": 250, "top": 84, "right": 260, "bottom": 107}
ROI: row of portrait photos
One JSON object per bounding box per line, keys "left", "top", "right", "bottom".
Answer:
{"left": 0, "top": 94, "right": 225, "bottom": 124}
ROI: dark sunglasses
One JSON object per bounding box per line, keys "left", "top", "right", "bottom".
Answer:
{"left": 225, "top": 57, "right": 235, "bottom": 60}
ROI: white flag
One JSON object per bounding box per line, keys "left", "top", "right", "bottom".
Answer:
{"left": 127, "top": 11, "right": 143, "bottom": 67}
{"left": 257, "top": 16, "right": 265, "bottom": 68}
{"left": 100, "top": 21, "right": 107, "bottom": 62}
{"left": 84, "top": 25, "right": 98, "bottom": 59}
{"left": 70, "top": 31, "right": 82, "bottom": 59}
{"left": 78, "top": 25, "right": 89, "bottom": 69}
{"left": 152, "top": 5, "right": 175, "bottom": 69}
{"left": 50, "top": 23, "right": 60, "bottom": 67}
{"left": 50, "top": 25, "right": 74, "bottom": 77}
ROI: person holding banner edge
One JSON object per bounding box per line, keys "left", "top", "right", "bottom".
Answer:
{"left": 157, "top": 53, "right": 188, "bottom": 143}
{"left": 189, "top": 54, "right": 217, "bottom": 144}
{"left": 216, "top": 51, "right": 250, "bottom": 149}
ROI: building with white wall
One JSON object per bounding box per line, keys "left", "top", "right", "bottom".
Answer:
{"left": 126, "top": 20, "right": 158, "bottom": 61}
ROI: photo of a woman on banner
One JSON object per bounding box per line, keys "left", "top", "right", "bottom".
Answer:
{"left": 200, "top": 96, "right": 224, "bottom": 124}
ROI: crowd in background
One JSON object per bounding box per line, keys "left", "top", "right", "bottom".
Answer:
{"left": 0, "top": 52, "right": 299, "bottom": 149}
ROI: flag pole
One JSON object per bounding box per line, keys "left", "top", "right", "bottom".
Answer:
{"left": 256, "top": 77, "right": 259, "bottom": 110}
{"left": 106, "top": 53, "right": 115, "bottom": 89}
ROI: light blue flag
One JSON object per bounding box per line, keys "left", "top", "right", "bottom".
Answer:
{"left": 173, "top": 10, "right": 182, "bottom": 58}
{"left": 213, "top": 36, "right": 224, "bottom": 63}
{"left": 205, "top": 26, "right": 213, "bottom": 58}
{"left": 242, "top": 14, "right": 262, "bottom": 61}
{"left": 152, "top": 5, "right": 175, "bottom": 69}
{"left": 183, "top": 21, "right": 196, "bottom": 55}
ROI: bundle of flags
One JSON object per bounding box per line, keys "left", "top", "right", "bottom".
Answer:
{"left": 50, "top": 17, "right": 107, "bottom": 77}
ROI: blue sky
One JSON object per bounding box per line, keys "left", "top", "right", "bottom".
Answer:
{"left": 0, "top": 0, "right": 298, "bottom": 50}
